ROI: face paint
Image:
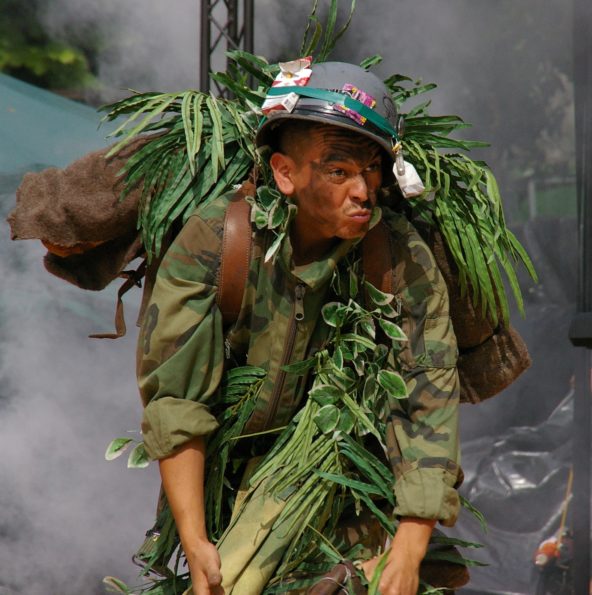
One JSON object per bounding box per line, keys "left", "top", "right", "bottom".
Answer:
{"left": 281, "top": 126, "right": 384, "bottom": 257}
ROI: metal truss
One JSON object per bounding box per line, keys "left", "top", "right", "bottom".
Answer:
{"left": 200, "top": 0, "right": 254, "bottom": 95}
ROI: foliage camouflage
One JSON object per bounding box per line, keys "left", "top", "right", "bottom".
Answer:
{"left": 100, "top": 1, "right": 533, "bottom": 592}
{"left": 105, "top": 186, "right": 472, "bottom": 594}
{"left": 100, "top": 0, "right": 536, "bottom": 327}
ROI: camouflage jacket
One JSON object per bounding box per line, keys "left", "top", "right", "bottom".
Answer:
{"left": 137, "top": 191, "right": 461, "bottom": 525}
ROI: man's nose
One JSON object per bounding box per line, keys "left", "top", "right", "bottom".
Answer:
{"left": 350, "top": 174, "right": 370, "bottom": 203}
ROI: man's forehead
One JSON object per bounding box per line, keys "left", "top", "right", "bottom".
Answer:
{"left": 305, "top": 125, "right": 383, "bottom": 162}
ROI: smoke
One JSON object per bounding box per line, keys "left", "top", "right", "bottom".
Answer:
{"left": 0, "top": 195, "right": 158, "bottom": 594}
{"left": 40, "top": 0, "right": 200, "bottom": 99}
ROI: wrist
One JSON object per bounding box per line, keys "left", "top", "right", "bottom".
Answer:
{"left": 390, "top": 517, "right": 436, "bottom": 564}
{"left": 177, "top": 522, "right": 209, "bottom": 553}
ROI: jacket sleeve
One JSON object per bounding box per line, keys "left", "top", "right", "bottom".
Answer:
{"left": 385, "top": 214, "right": 461, "bottom": 527}
{"left": 137, "top": 213, "right": 225, "bottom": 460}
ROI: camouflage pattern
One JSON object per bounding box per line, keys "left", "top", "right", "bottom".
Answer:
{"left": 137, "top": 191, "right": 461, "bottom": 525}
{"left": 381, "top": 206, "right": 461, "bottom": 525}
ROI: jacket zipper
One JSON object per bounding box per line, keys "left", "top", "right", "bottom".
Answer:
{"left": 262, "top": 282, "right": 306, "bottom": 430}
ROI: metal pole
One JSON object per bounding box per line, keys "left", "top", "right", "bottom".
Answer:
{"left": 200, "top": 0, "right": 255, "bottom": 95}
{"left": 200, "top": 0, "right": 211, "bottom": 92}
{"left": 244, "top": 0, "right": 254, "bottom": 54}
{"left": 569, "top": 0, "right": 592, "bottom": 591}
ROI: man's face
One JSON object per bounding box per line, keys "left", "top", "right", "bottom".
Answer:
{"left": 271, "top": 125, "right": 384, "bottom": 243}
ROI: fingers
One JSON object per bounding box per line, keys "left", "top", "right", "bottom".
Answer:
{"left": 361, "top": 555, "right": 380, "bottom": 581}
{"left": 186, "top": 539, "right": 224, "bottom": 595}
{"left": 191, "top": 572, "right": 225, "bottom": 595}
{"left": 377, "top": 561, "right": 418, "bottom": 595}
{"left": 204, "top": 551, "right": 222, "bottom": 588}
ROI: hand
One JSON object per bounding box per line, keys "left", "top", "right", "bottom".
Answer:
{"left": 361, "top": 517, "right": 435, "bottom": 595}
{"left": 361, "top": 549, "right": 419, "bottom": 595}
{"left": 185, "top": 538, "right": 224, "bottom": 595}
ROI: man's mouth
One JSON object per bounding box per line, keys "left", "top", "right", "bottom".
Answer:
{"left": 348, "top": 210, "right": 372, "bottom": 222}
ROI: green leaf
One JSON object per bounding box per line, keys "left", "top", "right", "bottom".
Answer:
{"left": 378, "top": 319, "right": 407, "bottom": 342}
{"left": 364, "top": 281, "right": 394, "bottom": 306}
{"left": 108, "top": 95, "right": 177, "bottom": 156}
{"left": 377, "top": 369, "right": 407, "bottom": 398}
{"left": 337, "top": 408, "right": 356, "bottom": 434}
{"left": 430, "top": 534, "right": 484, "bottom": 549}
{"left": 253, "top": 205, "right": 269, "bottom": 229}
{"left": 127, "top": 442, "right": 150, "bottom": 469}
{"left": 264, "top": 231, "right": 285, "bottom": 263}
{"left": 310, "top": 384, "right": 343, "bottom": 405}
{"left": 105, "top": 437, "right": 133, "bottom": 461}
{"left": 282, "top": 357, "right": 316, "bottom": 375}
{"left": 191, "top": 93, "right": 205, "bottom": 165}
{"left": 424, "top": 550, "right": 487, "bottom": 568}
{"left": 367, "top": 551, "right": 389, "bottom": 595}
{"left": 257, "top": 185, "right": 282, "bottom": 208}
{"left": 321, "top": 302, "right": 347, "bottom": 327}
{"left": 314, "top": 405, "right": 340, "bottom": 434}
{"left": 268, "top": 200, "right": 287, "bottom": 229}
{"left": 348, "top": 269, "right": 359, "bottom": 298}
{"left": 206, "top": 94, "right": 225, "bottom": 179}
{"left": 332, "top": 346, "right": 344, "bottom": 370}
{"left": 314, "top": 471, "right": 383, "bottom": 496}
{"left": 102, "top": 576, "right": 131, "bottom": 594}
{"left": 341, "top": 393, "right": 382, "bottom": 442}
{"left": 340, "top": 333, "right": 376, "bottom": 350}
{"left": 360, "top": 54, "right": 383, "bottom": 69}
{"left": 461, "top": 495, "right": 488, "bottom": 533}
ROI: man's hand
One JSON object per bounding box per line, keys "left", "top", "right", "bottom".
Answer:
{"left": 185, "top": 538, "right": 224, "bottom": 595}
{"left": 361, "top": 517, "right": 436, "bottom": 595}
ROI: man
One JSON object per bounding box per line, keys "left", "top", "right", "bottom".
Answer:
{"left": 138, "top": 61, "right": 461, "bottom": 595}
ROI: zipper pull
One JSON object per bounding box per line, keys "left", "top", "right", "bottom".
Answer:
{"left": 295, "top": 283, "right": 306, "bottom": 321}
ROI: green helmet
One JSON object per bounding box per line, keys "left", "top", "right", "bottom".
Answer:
{"left": 256, "top": 61, "right": 400, "bottom": 161}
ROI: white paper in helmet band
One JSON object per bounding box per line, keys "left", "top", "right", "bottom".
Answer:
{"left": 393, "top": 160, "right": 426, "bottom": 198}
{"left": 280, "top": 92, "right": 300, "bottom": 113}
{"left": 261, "top": 57, "right": 312, "bottom": 116}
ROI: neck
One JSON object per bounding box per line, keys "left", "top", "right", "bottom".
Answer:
{"left": 290, "top": 221, "right": 336, "bottom": 266}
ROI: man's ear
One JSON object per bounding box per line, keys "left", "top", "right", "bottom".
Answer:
{"left": 270, "top": 152, "right": 296, "bottom": 196}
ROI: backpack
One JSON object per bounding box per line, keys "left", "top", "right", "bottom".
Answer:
{"left": 9, "top": 154, "right": 530, "bottom": 404}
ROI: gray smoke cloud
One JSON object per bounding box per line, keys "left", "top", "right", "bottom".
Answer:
{"left": 0, "top": 196, "right": 158, "bottom": 594}
{"left": 40, "top": 0, "right": 199, "bottom": 98}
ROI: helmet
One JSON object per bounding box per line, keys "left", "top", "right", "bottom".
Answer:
{"left": 256, "top": 61, "right": 399, "bottom": 161}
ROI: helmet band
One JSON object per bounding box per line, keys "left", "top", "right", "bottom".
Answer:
{"left": 264, "top": 86, "right": 399, "bottom": 143}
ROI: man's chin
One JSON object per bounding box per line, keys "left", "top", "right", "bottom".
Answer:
{"left": 337, "top": 224, "right": 370, "bottom": 241}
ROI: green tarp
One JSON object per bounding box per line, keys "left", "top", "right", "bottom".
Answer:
{"left": 0, "top": 73, "right": 109, "bottom": 177}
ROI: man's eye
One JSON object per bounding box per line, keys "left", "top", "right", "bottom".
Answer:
{"left": 365, "top": 162, "right": 381, "bottom": 173}
{"left": 328, "top": 168, "right": 347, "bottom": 178}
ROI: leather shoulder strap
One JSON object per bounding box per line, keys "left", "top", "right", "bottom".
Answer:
{"left": 362, "top": 220, "right": 393, "bottom": 295}
{"left": 217, "top": 192, "right": 253, "bottom": 324}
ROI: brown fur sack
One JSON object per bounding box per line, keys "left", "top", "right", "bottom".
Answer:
{"left": 7, "top": 138, "right": 146, "bottom": 290}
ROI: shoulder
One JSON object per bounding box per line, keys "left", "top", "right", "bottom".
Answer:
{"left": 186, "top": 191, "right": 237, "bottom": 236}
{"left": 379, "top": 208, "right": 457, "bottom": 368}
{"left": 157, "top": 193, "right": 235, "bottom": 285}
{"left": 380, "top": 207, "right": 442, "bottom": 294}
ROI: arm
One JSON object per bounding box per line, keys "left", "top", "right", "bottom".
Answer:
{"left": 159, "top": 437, "right": 223, "bottom": 594}
{"left": 137, "top": 209, "right": 229, "bottom": 591}
{"left": 367, "top": 212, "right": 461, "bottom": 593}
{"left": 138, "top": 213, "right": 226, "bottom": 460}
